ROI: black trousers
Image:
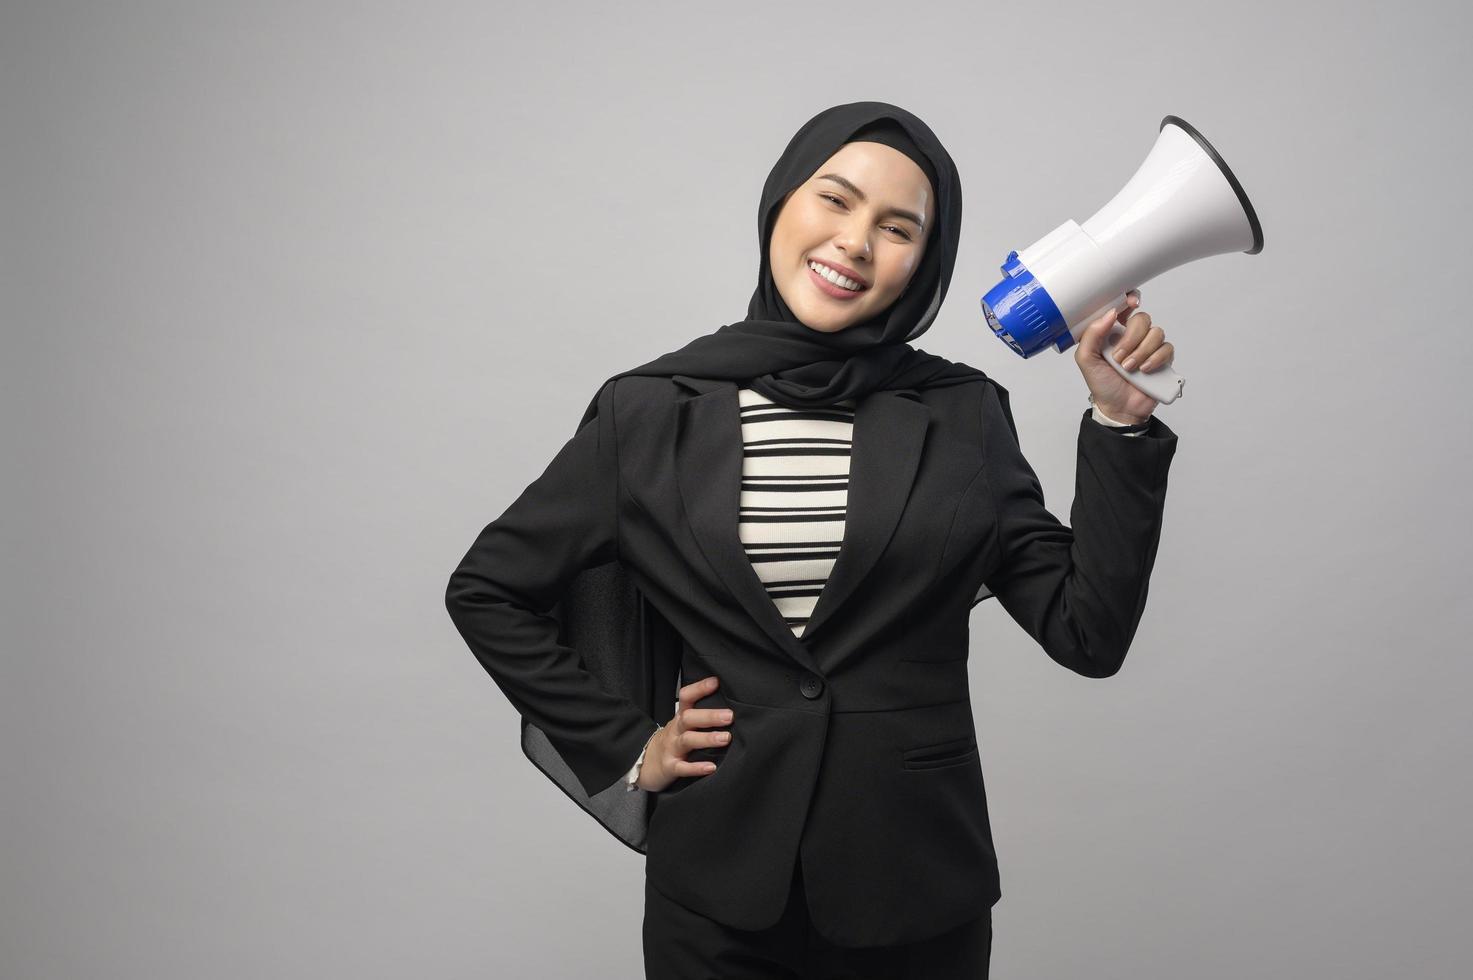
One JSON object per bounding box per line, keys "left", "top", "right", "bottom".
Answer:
{"left": 643, "top": 857, "right": 992, "bottom": 979}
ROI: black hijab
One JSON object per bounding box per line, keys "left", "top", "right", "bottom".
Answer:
{"left": 526, "top": 102, "right": 1006, "bottom": 853}
{"left": 573, "top": 100, "right": 991, "bottom": 419}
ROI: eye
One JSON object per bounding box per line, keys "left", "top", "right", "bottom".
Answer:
{"left": 819, "top": 193, "right": 914, "bottom": 241}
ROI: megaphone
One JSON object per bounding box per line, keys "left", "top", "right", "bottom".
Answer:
{"left": 980, "top": 115, "right": 1263, "bottom": 405}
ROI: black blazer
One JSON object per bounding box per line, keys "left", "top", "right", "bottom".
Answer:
{"left": 445, "top": 371, "right": 1177, "bottom": 947}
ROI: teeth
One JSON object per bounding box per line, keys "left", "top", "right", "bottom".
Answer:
{"left": 809, "top": 260, "right": 863, "bottom": 291}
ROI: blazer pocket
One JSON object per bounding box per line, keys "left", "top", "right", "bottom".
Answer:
{"left": 898, "top": 651, "right": 968, "bottom": 665}
{"left": 901, "top": 736, "right": 979, "bottom": 771}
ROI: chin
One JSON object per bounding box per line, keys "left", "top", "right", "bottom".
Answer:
{"left": 812, "top": 319, "right": 854, "bottom": 333}
{"left": 779, "top": 274, "right": 874, "bottom": 332}
{"left": 793, "top": 308, "right": 852, "bottom": 333}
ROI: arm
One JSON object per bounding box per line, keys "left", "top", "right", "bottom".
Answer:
{"left": 444, "top": 381, "right": 661, "bottom": 796}
{"left": 623, "top": 726, "right": 663, "bottom": 792}
{"left": 980, "top": 383, "right": 1177, "bottom": 677}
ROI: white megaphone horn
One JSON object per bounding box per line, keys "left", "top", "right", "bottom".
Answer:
{"left": 980, "top": 115, "right": 1263, "bottom": 405}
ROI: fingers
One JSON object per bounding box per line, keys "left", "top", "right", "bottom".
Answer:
{"left": 1112, "top": 312, "right": 1166, "bottom": 371}
{"left": 676, "top": 677, "right": 727, "bottom": 731}
{"left": 682, "top": 706, "right": 734, "bottom": 731}
{"left": 678, "top": 675, "right": 718, "bottom": 711}
{"left": 1116, "top": 329, "right": 1170, "bottom": 371}
{"left": 1116, "top": 289, "right": 1141, "bottom": 325}
{"left": 666, "top": 718, "right": 729, "bottom": 777}
{"left": 1076, "top": 305, "right": 1120, "bottom": 359}
{"left": 669, "top": 757, "right": 719, "bottom": 777}
{"left": 676, "top": 722, "right": 732, "bottom": 753}
{"left": 1113, "top": 309, "right": 1151, "bottom": 357}
{"left": 1137, "top": 339, "right": 1174, "bottom": 372}
{"left": 669, "top": 676, "right": 732, "bottom": 776}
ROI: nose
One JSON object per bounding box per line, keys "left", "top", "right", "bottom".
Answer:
{"left": 833, "top": 218, "right": 872, "bottom": 262}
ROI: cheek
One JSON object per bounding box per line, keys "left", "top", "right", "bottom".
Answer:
{"left": 773, "top": 217, "right": 811, "bottom": 263}
{"left": 878, "top": 255, "right": 919, "bottom": 293}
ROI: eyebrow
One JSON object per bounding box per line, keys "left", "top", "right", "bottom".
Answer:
{"left": 816, "top": 173, "right": 927, "bottom": 229}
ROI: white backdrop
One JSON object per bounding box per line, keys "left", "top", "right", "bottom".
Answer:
{"left": 4, "top": 1, "right": 1468, "bottom": 977}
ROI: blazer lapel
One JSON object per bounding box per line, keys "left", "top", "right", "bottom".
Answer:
{"left": 673, "top": 376, "right": 822, "bottom": 675}
{"left": 671, "top": 374, "right": 931, "bottom": 663}
{"left": 799, "top": 387, "right": 930, "bottom": 644}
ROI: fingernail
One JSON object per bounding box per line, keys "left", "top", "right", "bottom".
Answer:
{"left": 1123, "top": 357, "right": 1137, "bottom": 370}
{"left": 721, "top": 711, "right": 734, "bottom": 722}
{"left": 717, "top": 731, "right": 730, "bottom": 741}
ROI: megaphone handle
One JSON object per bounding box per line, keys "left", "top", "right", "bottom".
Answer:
{"left": 1102, "top": 319, "right": 1185, "bottom": 405}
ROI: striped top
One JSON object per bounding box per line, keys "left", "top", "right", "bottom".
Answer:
{"left": 737, "top": 386, "right": 858, "bottom": 638}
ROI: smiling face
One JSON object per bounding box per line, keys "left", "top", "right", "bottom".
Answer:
{"left": 768, "top": 140, "right": 937, "bottom": 334}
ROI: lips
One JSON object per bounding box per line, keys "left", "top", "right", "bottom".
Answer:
{"left": 807, "top": 262, "right": 866, "bottom": 300}
{"left": 807, "top": 257, "right": 870, "bottom": 289}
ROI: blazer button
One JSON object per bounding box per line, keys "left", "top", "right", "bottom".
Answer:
{"left": 799, "top": 674, "right": 824, "bottom": 699}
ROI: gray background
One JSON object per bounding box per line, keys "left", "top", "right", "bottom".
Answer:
{"left": 4, "top": 1, "right": 1468, "bottom": 977}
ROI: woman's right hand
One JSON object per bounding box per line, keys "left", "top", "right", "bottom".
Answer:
{"left": 636, "top": 675, "right": 734, "bottom": 792}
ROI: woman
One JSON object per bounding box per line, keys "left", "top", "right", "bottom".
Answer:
{"left": 445, "top": 101, "right": 1178, "bottom": 978}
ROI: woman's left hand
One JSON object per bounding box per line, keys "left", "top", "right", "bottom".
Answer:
{"left": 1073, "top": 289, "right": 1174, "bottom": 424}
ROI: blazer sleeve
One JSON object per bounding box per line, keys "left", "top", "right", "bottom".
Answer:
{"left": 444, "top": 381, "right": 661, "bottom": 797}
{"left": 978, "top": 383, "right": 1178, "bottom": 678}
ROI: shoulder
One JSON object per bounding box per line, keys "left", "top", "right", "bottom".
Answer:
{"left": 610, "top": 373, "right": 683, "bottom": 401}
{"left": 605, "top": 374, "right": 685, "bottom": 424}
{"left": 896, "top": 348, "right": 1019, "bottom": 449}
{"left": 901, "top": 348, "right": 1010, "bottom": 404}
{"left": 973, "top": 375, "right": 1021, "bottom": 449}
{"left": 583, "top": 374, "right": 688, "bottom": 452}
{"left": 582, "top": 373, "right": 678, "bottom": 417}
